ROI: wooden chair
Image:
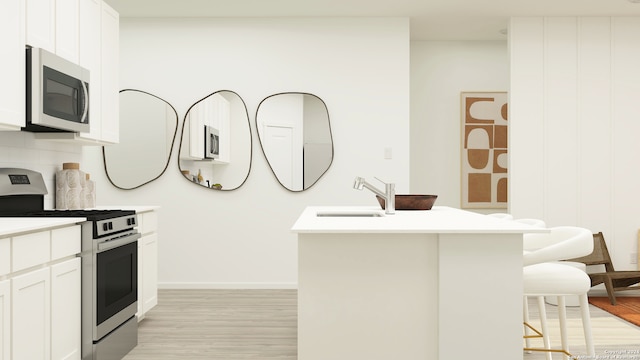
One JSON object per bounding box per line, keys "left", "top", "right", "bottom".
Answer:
{"left": 568, "top": 232, "right": 640, "bottom": 305}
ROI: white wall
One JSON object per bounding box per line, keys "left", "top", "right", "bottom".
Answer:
{"left": 510, "top": 17, "right": 640, "bottom": 269}
{"left": 410, "top": 41, "right": 509, "bottom": 209}
{"left": 83, "top": 17, "right": 411, "bottom": 288}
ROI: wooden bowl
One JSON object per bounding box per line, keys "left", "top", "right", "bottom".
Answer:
{"left": 376, "top": 194, "right": 438, "bottom": 210}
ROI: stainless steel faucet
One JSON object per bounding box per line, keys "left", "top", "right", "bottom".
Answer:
{"left": 353, "top": 176, "right": 395, "bottom": 214}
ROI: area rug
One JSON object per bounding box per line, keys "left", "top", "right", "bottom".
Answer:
{"left": 588, "top": 297, "right": 640, "bottom": 327}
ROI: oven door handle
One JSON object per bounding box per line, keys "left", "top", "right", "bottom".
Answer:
{"left": 97, "top": 232, "right": 141, "bottom": 253}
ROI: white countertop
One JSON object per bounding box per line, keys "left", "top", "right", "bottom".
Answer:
{"left": 292, "top": 206, "right": 547, "bottom": 234}
{"left": 0, "top": 217, "right": 85, "bottom": 237}
{"left": 0, "top": 205, "right": 159, "bottom": 237}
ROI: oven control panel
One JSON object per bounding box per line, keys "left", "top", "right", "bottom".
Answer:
{"left": 0, "top": 168, "right": 48, "bottom": 196}
{"left": 95, "top": 215, "right": 138, "bottom": 238}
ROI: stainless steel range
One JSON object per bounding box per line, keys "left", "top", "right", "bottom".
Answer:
{"left": 0, "top": 168, "right": 139, "bottom": 360}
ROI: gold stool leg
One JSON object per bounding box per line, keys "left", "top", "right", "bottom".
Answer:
{"left": 523, "top": 322, "right": 574, "bottom": 358}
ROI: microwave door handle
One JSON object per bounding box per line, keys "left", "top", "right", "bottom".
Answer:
{"left": 80, "top": 81, "right": 89, "bottom": 124}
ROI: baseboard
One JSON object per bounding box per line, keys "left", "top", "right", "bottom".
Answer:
{"left": 158, "top": 282, "right": 298, "bottom": 290}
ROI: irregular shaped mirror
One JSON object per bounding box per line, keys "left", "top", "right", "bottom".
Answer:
{"left": 256, "top": 93, "right": 333, "bottom": 191}
{"left": 103, "top": 89, "right": 178, "bottom": 190}
{"left": 178, "top": 90, "right": 252, "bottom": 191}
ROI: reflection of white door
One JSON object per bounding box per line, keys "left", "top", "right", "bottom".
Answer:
{"left": 263, "top": 125, "right": 296, "bottom": 189}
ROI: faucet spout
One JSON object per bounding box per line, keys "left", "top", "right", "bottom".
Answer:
{"left": 353, "top": 176, "right": 395, "bottom": 214}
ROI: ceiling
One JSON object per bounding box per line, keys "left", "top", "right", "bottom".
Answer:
{"left": 104, "top": 0, "right": 640, "bottom": 40}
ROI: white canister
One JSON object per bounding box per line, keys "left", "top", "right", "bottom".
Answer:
{"left": 56, "top": 162, "right": 85, "bottom": 210}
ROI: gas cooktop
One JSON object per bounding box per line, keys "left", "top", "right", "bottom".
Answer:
{"left": 0, "top": 209, "right": 136, "bottom": 222}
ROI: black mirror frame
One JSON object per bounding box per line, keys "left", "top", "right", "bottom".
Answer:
{"left": 255, "top": 92, "right": 334, "bottom": 192}
{"left": 177, "top": 90, "right": 253, "bottom": 191}
{"left": 103, "top": 89, "right": 179, "bottom": 190}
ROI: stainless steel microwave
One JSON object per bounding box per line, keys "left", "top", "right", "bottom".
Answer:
{"left": 24, "top": 47, "right": 90, "bottom": 133}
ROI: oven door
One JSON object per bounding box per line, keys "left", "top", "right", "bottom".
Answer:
{"left": 95, "top": 233, "right": 140, "bottom": 340}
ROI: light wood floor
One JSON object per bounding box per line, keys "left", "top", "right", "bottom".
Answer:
{"left": 123, "top": 290, "right": 640, "bottom": 360}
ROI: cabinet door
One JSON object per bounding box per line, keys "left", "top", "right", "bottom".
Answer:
{"left": 0, "top": 280, "right": 9, "bottom": 360}
{"left": 25, "top": 0, "right": 56, "bottom": 51}
{"left": 142, "top": 233, "right": 158, "bottom": 314}
{"left": 55, "top": 0, "right": 80, "bottom": 63}
{"left": 137, "top": 239, "right": 143, "bottom": 319}
{"left": 100, "top": 2, "right": 120, "bottom": 144}
{"left": 78, "top": 0, "right": 102, "bottom": 142}
{"left": 51, "top": 258, "right": 81, "bottom": 360}
{"left": 0, "top": 0, "right": 25, "bottom": 130}
{"left": 12, "top": 267, "right": 51, "bottom": 360}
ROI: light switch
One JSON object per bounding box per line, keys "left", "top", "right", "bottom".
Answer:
{"left": 384, "top": 147, "right": 392, "bottom": 160}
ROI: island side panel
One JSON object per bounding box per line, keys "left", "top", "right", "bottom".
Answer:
{"left": 298, "top": 233, "right": 439, "bottom": 360}
{"left": 438, "top": 233, "right": 523, "bottom": 360}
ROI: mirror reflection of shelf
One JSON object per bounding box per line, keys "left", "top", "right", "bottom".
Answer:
{"left": 186, "top": 158, "right": 230, "bottom": 165}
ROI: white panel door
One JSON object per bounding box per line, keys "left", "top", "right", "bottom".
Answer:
{"left": 577, "top": 17, "right": 612, "bottom": 234}
{"left": 12, "top": 267, "right": 51, "bottom": 360}
{"left": 0, "top": 0, "right": 25, "bottom": 130}
{"left": 263, "top": 125, "right": 295, "bottom": 189}
{"left": 51, "top": 258, "right": 81, "bottom": 360}
{"left": 611, "top": 17, "right": 640, "bottom": 268}
{"left": 508, "top": 17, "right": 545, "bottom": 219}
{"left": 543, "top": 17, "right": 579, "bottom": 226}
{"left": 25, "top": 0, "right": 56, "bottom": 51}
{"left": 0, "top": 280, "right": 9, "bottom": 360}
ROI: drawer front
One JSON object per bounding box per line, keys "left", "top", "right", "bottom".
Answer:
{"left": 140, "top": 211, "right": 157, "bottom": 234}
{"left": 0, "top": 238, "right": 9, "bottom": 276}
{"left": 51, "top": 225, "right": 81, "bottom": 261}
{"left": 12, "top": 231, "right": 51, "bottom": 272}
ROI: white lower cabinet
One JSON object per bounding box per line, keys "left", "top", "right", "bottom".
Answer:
{"left": 51, "top": 258, "right": 81, "bottom": 360}
{"left": 142, "top": 233, "right": 158, "bottom": 314}
{"left": 0, "top": 280, "right": 10, "bottom": 360}
{"left": 12, "top": 267, "right": 51, "bottom": 360}
{"left": 137, "top": 210, "right": 158, "bottom": 320}
{"left": 2, "top": 224, "right": 81, "bottom": 360}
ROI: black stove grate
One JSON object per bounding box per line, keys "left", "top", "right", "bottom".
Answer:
{"left": 0, "top": 209, "right": 135, "bottom": 222}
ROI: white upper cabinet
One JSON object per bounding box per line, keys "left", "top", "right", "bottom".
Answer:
{"left": 26, "top": 0, "right": 79, "bottom": 63}
{"left": 26, "top": 0, "right": 120, "bottom": 145}
{"left": 99, "top": 2, "right": 120, "bottom": 144}
{"left": 0, "top": 0, "right": 25, "bottom": 130}
{"left": 185, "top": 93, "right": 231, "bottom": 162}
{"left": 77, "top": 0, "right": 103, "bottom": 142}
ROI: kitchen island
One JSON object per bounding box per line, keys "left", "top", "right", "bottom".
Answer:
{"left": 291, "top": 206, "right": 544, "bottom": 360}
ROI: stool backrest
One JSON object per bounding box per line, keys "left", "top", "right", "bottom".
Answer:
{"left": 568, "top": 232, "right": 615, "bottom": 272}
